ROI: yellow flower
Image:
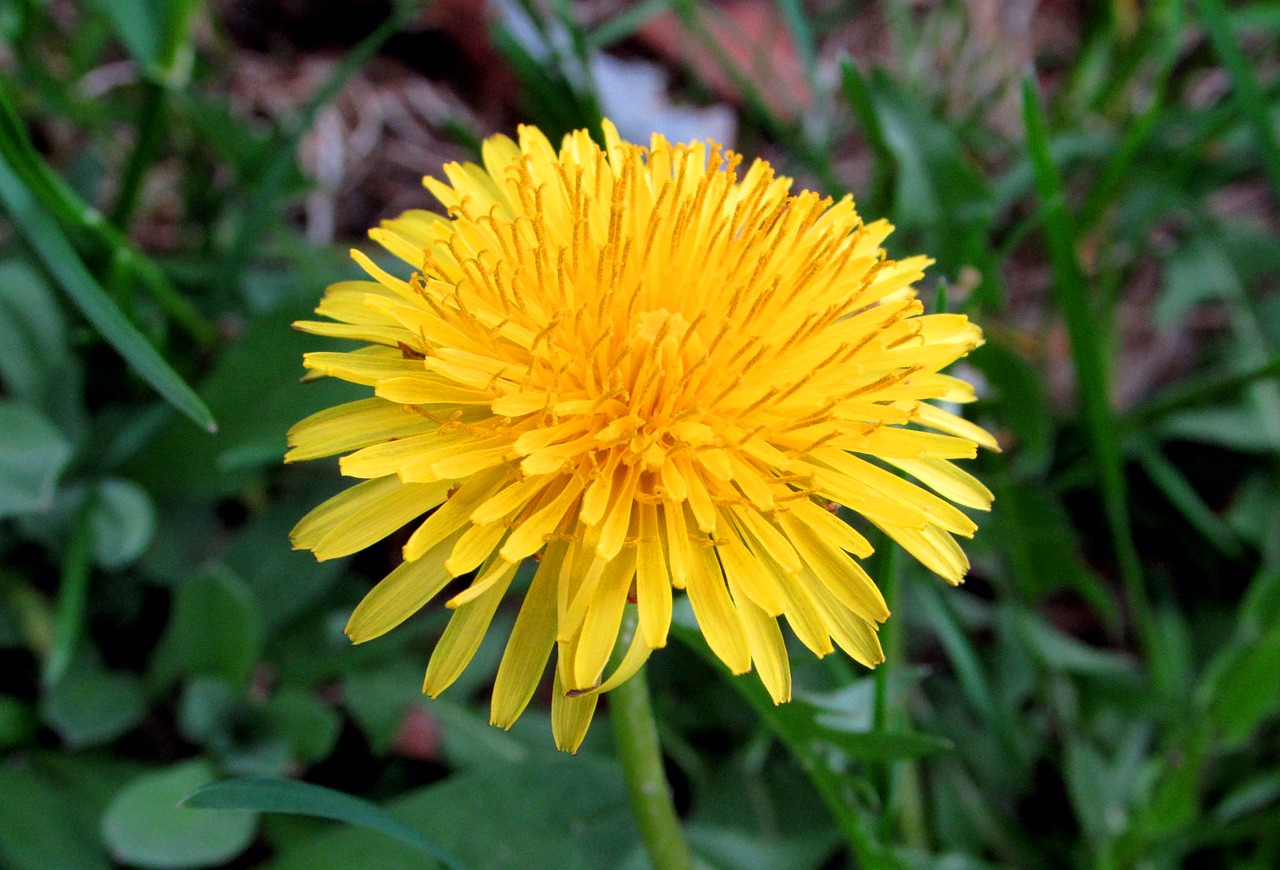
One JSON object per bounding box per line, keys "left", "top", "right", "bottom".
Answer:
{"left": 289, "top": 121, "right": 996, "bottom": 752}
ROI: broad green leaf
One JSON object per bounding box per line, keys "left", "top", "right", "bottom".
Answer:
{"left": 685, "top": 823, "right": 839, "bottom": 870}
{"left": 0, "top": 151, "right": 215, "bottom": 431}
{"left": 41, "top": 649, "right": 146, "bottom": 747}
{"left": 102, "top": 760, "right": 257, "bottom": 870}
{"left": 89, "top": 478, "right": 156, "bottom": 569}
{"left": 183, "top": 778, "right": 464, "bottom": 870}
{"left": 177, "top": 679, "right": 333, "bottom": 776}
{"left": 0, "top": 764, "right": 111, "bottom": 870}
{"left": 153, "top": 566, "right": 264, "bottom": 685}
{"left": 0, "top": 400, "right": 73, "bottom": 519}
{"left": 264, "top": 752, "right": 635, "bottom": 870}
{"left": 264, "top": 687, "right": 342, "bottom": 765}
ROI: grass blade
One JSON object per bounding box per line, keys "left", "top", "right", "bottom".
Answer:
{"left": 43, "top": 491, "right": 96, "bottom": 687}
{"left": 0, "top": 85, "right": 213, "bottom": 344}
{"left": 1131, "top": 438, "right": 1245, "bottom": 558}
{"left": 221, "top": 1, "right": 430, "bottom": 289}
{"left": 587, "top": 0, "right": 670, "bottom": 49}
{"left": 838, "top": 56, "right": 895, "bottom": 216}
{"left": 1021, "top": 75, "right": 1156, "bottom": 667}
{"left": 183, "top": 778, "right": 466, "bottom": 870}
{"left": 778, "top": 0, "right": 820, "bottom": 109}
{"left": 0, "top": 151, "right": 216, "bottom": 432}
{"left": 1197, "top": 0, "right": 1280, "bottom": 202}
{"left": 1125, "top": 352, "right": 1280, "bottom": 428}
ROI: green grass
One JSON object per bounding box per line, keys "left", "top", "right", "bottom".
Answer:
{"left": 1, "top": 2, "right": 1279, "bottom": 869}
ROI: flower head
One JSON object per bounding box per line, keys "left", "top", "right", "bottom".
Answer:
{"left": 289, "top": 121, "right": 996, "bottom": 751}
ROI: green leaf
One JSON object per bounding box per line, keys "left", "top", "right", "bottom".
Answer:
{"left": 0, "top": 259, "right": 81, "bottom": 425}
{"left": 176, "top": 678, "right": 293, "bottom": 778}
{"left": 685, "top": 824, "right": 839, "bottom": 870}
{"left": 131, "top": 305, "right": 363, "bottom": 498}
{"left": 44, "top": 488, "right": 96, "bottom": 687}
{"left": 88, "top": 478, "right": 156, "bottom": 569}
{"left": 1199, "top": 616, "right": 1280, "bottom": 746}
{"left": 991, "top": 475, "right": 1115, "bottom": 615}
{"left": 869, "top": 72, "right": 993, "bottom": 275}
{"left": 0, "top": 151, "right": 216, "bottom": 431}
{"left": 89, "top": 0, "right": 162, "bottom": 72}
{"left": 0, "top": 764, "right": 112, "bottom": 870}
{"left": 153, "top": 566, "right": 264, "bottom": 685}
{"left": 1021, "top": 74, "right": 1154, "bottom": 665}
{"left": 41, "top": 649, "right": 147, "bottom": 747}
{"left": 0, "top": 400, "right": 73, "bottom": 519}
{"left": 1014, "top": 610, "right": 1139, "bottom": 678}
{"left": 0, "top": 694, "right": 36, "bottom": 748}
{"left": 785, "top": 682, "right": 955, "bottom": 761}
{"left": 837, "top": 57, "right": 894, "bottom": 217}
{"left": 264, "top": 688, "right": 342, "bottom": 765}
{"left": 1197, "top": 0, "right": 1280, "bottom": 201}
{"left": 264, "top": 753, "right": 635, "bottom": 870}
{"left": 102, "top": 760, "right": 258, "bottom": 870}
{"left": 183, "top": 778, "right": 465, "bottom": 869}
{"left": 1131, "top": 438, "right": 1245, "bottom": 558}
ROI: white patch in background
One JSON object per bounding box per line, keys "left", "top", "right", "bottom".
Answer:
{"left": 591, "top": 53, "right": 737, "bottom": 149}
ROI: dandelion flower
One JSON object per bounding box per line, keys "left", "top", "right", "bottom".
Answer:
{"left": 289, "top": 121, "right": 997, "bottom": 752}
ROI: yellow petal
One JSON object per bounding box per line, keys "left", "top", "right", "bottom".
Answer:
{"left": 716, "top": 519, "right": 785, "bottom": 616}
{"left": 685, "top": 541, "right": 750, "bottom": 674}
{"left": 285, "top": 399, "right": 433, "bottom": 463}
{"left": 911, "top": 402, "right": 1000, "bottom": 452}
{"left": 809, "top": 580, "right": 884, "bottom": 668}
{"left": 500, "top": 475, "right": 585, "bottom": 561}
{"left": 344, "top": 528, "right": 464, "bottom": 643}
{"left": 470, "top": 474, "right": 553, "bottom": 525}
{"left": 882, "top": 522, "right": 970, "bottom": 584}
{"left": 303, "top": 350, "right": 425, "bottom": 386}
{"left": 445, "top": 520, "right": 509, "bottom": 577}
{"left": 635, "top": 504, "right": 672, "bottom": 648}
{"left": 551, "top": 660, "right": 598, "bottom": 754}
{"left": 402, "top": 466, "right": 509, "bottom": 561}
{"left": 374, "top": 376, "right": 495, "bottom": 406}
{"left": 572, "top": 547, "right": 636, "bottom": 689}
{"left": 778, "top": 511, "right": 889, "bottom": 623}
{"left": 887, "top": 457, "right": 994, "bottom": 511}
{"left": 291, "top": 476, "right": 451, "bottom": 561}
{"left": 734, "top": 594, "right": 791, "bottom": 703}
{"left": 789, "top": 499, "right": 874, "bottom": 557}
{"left": 423, "top": 558, "right": 518, "bottom": 696}
{"left": 490, "top": 539, "right": 565, "bottom": 728}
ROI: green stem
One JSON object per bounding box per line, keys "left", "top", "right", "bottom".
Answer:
{"left": 111, "top": 79, "right": 167, "bottom": 233}
{"left": 871, "top": 541, "right": 898, "bottom": 734}
{"left": 611, "top": 611, "right": 695, "bottom": 870}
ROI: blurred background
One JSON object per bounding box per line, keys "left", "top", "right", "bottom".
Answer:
{"left": 1, "top": 0, "right": 1278, "bottom": 867}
